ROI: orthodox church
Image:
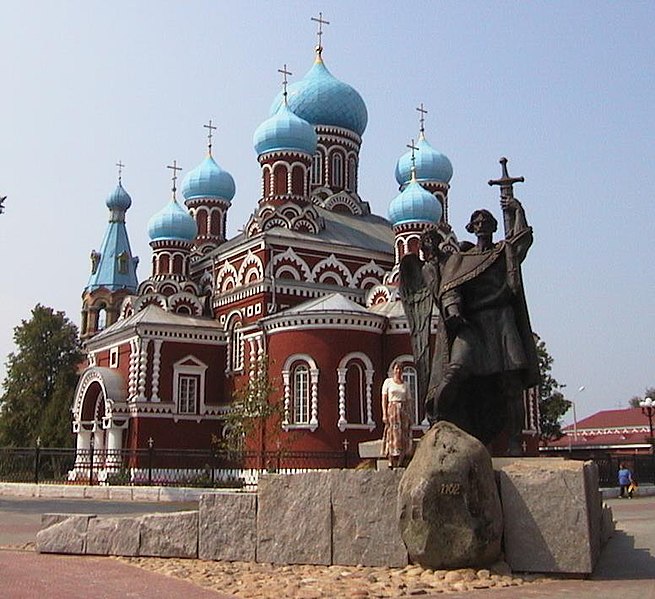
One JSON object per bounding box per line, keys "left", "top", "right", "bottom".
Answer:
{"left": 71, "top": 29, "right": 540, "bottom": 466}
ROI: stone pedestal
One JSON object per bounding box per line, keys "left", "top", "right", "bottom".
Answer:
{"left": 498, "top": 458, "right": 603, "bottom": 574}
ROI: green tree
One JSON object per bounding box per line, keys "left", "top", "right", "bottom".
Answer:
{"left": 218, "top": 354, "right": 282, "bottom": 454}
{"left": 0, "top": 305, "right": 82, "bottom": 447}
{"left": 536, "top": 334, "right": 571, "bottom": 442}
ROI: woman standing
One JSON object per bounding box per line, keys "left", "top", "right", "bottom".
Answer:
{"left": 382, "top": 361, "right": 412, "bottom": 468}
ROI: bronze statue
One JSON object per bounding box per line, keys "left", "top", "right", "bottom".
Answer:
{"left": 400, "top": 159, "right": 539, "bottom": 453}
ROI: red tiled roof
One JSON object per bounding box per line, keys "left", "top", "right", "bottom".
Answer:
{"left": 563, "top": 407, "right": 649, "bottom": 430}
{"left": 548, "top": 431, "right": 649, "bottom": 448}
{"left": 544, "top": 406, "right": 652, "bottom": 450}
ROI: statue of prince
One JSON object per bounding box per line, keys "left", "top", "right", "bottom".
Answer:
{"left": 399, "top": 158, "right": 539, "bottom": 454}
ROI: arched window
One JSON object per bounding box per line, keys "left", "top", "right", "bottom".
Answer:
{"left": 331, "top": 153, "right": 343, "bottom": 188}
{"left": 291, "top": 165, "right": 305, "bottom": 195}
{"left": 197, "top": 208, "right": 208, "bottom": 236}
{"left": 348, "top": 156, "right": 357, "bottom": 192}
{"left": 210, "top": 211, "right": 221, "bottom": 236}
{"left": 172, "top": 254, "right": 184, "bottom": 274}
{"left": 273, "top": 165, "right": 287, "bottom": 195}
{"left": 97, "top": 307, "right": 107, "bottom": 331}
{"left": 345, "top": 362, "right": 365, "bottom": 424}
{"left": 158, "top": 254, "right": 170, "bottom": 275}
{"left": 230, "top": 321, "right": 244, "bottom": 372}
{"left": 402, "top": 365, "right": 418, "bottom": 425}
{"left": 311, "top": 153, "right": 323, "bottom": 185}
{"left": 292, "top": 363, "right": 310, "bottom": 424}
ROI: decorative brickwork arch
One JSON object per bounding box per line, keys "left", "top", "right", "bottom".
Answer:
{"left": 237, "top": 251, "right": 264, "bottom": 287}
{"left": 312, "top": 254, "right": 353, "bottom": 287}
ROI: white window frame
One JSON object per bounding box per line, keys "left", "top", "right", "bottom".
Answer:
{"left": 172, "top": 356, "right": 207, "bottom": 417}
{"left": 282, "top": 354, "right": 319, "bottom": 431}
{"left": 109, "top": 347, "right": 119, "bottom": 369}
{"left": 336, "top": 352, "right": 375, "bottom": 431}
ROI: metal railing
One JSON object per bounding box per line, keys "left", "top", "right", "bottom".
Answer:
{"left": 0, "top": 446, "right": 361, "bottom": 488}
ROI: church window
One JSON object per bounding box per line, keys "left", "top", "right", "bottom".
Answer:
{"left": 117, "top": 251, "right": 129, "bottom": 274}
{"left": 109, "top": 347, "right": 119, "bottom": 368}
{"left": 173, "top": 254, "right": 184, "bottom": 274}
{"left": 90, "top": 251, "right": 101, "bottom": 275}
{"left": 291, "top": 363, "right": 310, "bottom": 424}
{"left": 97, "top": 307, "right": 107, "bottom": 331}
{"left": 348, "top": 156, "right": 357, "bottom": 191}
{"left": 273, "top": 165, "right": 287, "bottom": 195}
{"left": 197, "top": 208, "right": 208, "bottom": 236}
{"left": 177, "top": 375, "right": 199, "bottom": 414}
{"left": 158, "top": 254, "right": 170, "bottom": 275}
{"left": 331, "top": 153, "right": 343, "bottom": 187}
{"left": 311, "top": 153, "right": 323, "bottom": 185}
{"left": 210, "top": 210, "right": 221, "bottom": 236}
{"left": 345, "top": 362, "right": 365, "bottom": 424}
{"left": 291, "top": 165, "right": 305, "bottom": 195}
{"left": 230, "top": 322, "right": 244, "bottom": 372}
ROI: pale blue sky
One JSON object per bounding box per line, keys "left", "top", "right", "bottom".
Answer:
{"left": 1, "top": 1, "right": 654, "bottom": 421}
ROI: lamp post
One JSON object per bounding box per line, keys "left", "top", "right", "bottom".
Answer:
{"left": 639, "top": 396, "right": 655, "bottom": 484}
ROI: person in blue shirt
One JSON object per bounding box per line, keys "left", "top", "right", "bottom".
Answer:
{"left": 618, "top": 464, "right": 633, "bottom": 498}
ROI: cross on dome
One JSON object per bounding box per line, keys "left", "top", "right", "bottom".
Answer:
{"left": 203, "top": 119, "right": 217, "bottom": 156}
{"left": 167, "top": 160, "right": 182, "bottom": 200}
{"left": 311, "top": 12, "right": 330, "bottom": 57}
{"left": 116, "top": 160, "right": 125, "bottom": 183}
{"left": 407, "top": 138, "right": 419, "bottom": 180}
{"left": 278, "top": 64, "right": 293, "bottom": 104}
{"left": 416, "top": 103, "right": 428, "bottom": 137}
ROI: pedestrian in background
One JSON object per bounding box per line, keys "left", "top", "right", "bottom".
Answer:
{"left": 618, "top": 463, "right": 634, "bottom": 498}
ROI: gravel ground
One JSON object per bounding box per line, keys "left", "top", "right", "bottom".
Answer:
{"left": 116, "top": 555, "right": 548, "bottom": 598}
{"left": 5, "top": 542, "right": 549, "bottom": 597}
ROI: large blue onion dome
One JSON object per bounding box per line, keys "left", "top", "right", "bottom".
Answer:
{"left": 147, "top": 198, "right": 197, "bottom": 242}
{"left": 269, "top": 55, "right": 368, "bottom": 136}
{"left": 182, "top": 154, "right": 236, "bottom": 202}
{"left": 388, "top": 179, "right": 443, "bottom": 226}
{"left": 395, "top": 134, "right": 453, "bottom": 186}
{"left": 253, "top": 103, "right": 317, "bottom": 156}
{"left": 106, "top": 182, "right": 132, "bottom": 211}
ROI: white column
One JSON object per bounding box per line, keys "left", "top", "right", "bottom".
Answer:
{"left": 309, "top": 368, "right": 319, "bottom": 432}
{"left": 151, "top": 339, "right": 163, "bottom": 402}
{"left": 282, "top": 370, "right": 291, "bottom": 429}
{"left": 337, "top": 368, "right": 347, "bottom": 432}
{"left": 365, "top": 368, "right": 375, "bottom": 429}
{"left": 137, "top": 339, "right": 150, "bottom": 400}
{"left": 105, "top": 426, "right": 124, "bottom": 469}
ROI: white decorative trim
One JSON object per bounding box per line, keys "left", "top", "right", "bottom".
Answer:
{"left": 336, "top": 352, "right": 375, "bottom": 431}
{"left": 137, "top": 338, "right": 149, "bottom": 401}
{"left": 272, "top": 247, "right": 313, "bottom": 282}
{"left": 282, "top": 354, "right": 319, "bottom": 432}
{"left": 237, "top": 250, "right": 264, "bottom": 287}
{"left": 351, "top": 260, "right": 386, "bottom": 289}
{"left": 151, "top": 339, "right": 163, "bottom": 402}
{"left": 172, "top": 355, "right": 208, "bottom": 416}
{"left": 128, "top": 339, "right": 138, "bottom": 400}
{"left": 311, "top": 254, "right": 353, "bottom": 287}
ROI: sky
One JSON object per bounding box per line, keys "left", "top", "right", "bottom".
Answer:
{"left": 1, "top": 1, "right": 654, "bottom": 422}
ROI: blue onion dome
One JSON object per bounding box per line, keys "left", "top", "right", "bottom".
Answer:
{"left": 269, "top": 55, "right": 368, "bottom": 136}
{"left": 147, "top": 198, "right": 197, "bottom": 242}
{"left": 253, "top": 103, "right": 318, "bottom": 156}
{"left": 181, "top": 154, "right": 236, "bottom": 202}
{"left": 388, "top": 179, "right": 443, "bottom": 226}
{"left": 395, "top": 134, "right": 453, "bottom": 186}
{"left": 105, "top": 182, "right": 132, "bottom": 211}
